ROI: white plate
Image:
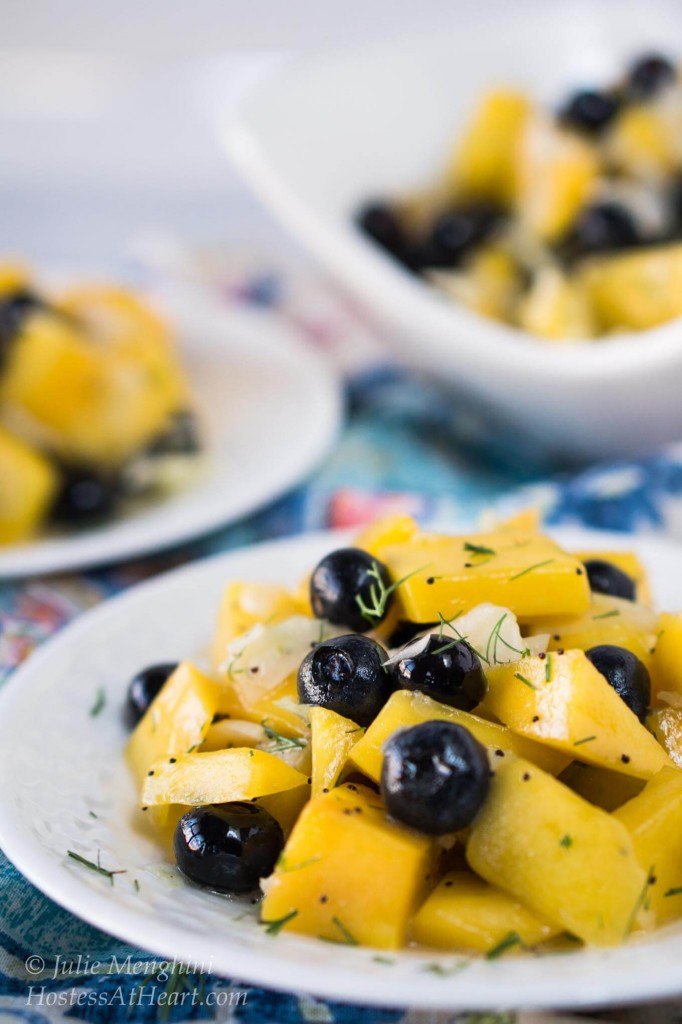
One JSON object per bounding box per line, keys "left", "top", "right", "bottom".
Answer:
{"left": 0, "top": 301, "right": 341, "bottom": 578}
{"left": 222, "top": 2, "right": 682, "bottom": 460}
{"left": 0, "top": 525, "right": 681, "bottom": 1011}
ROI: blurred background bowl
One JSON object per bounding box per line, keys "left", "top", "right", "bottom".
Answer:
{"left": 224, "top": 0, "right": 682, "bottom": 463}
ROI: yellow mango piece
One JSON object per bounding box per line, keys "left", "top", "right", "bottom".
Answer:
{"left": 615, "top": 766, "right": 682, "bottom": 923}
{"left": 309, "top": 707, "right": 363, "bottom": 797}
{"left": 350, "top": 689, "right": 570, "bottom": 783}
{"left": 0, "top": 261, "right": 31, "bottom": 295}
{"left": 517, "top": 266, "right": 596, "bottom": 340}
{"left": 652, "top": 612, "right": 682, "bottom": 702}
{"left": 647, "top": 707, "right": 682, "bottom": 769}
{"left": 354, "top": 514, "right": 419, "bottom": 558}
{"left": 261, "top": 783, "right": 434, "bottom": 949}
{"left": 141, "top": 748, "right": 308, "bottom": 807}
{"left": 516, "top": 121, "right": 599, "bottom": 240}
{"left": 433, "top": 245, "right": 522, "bottom": 324}
{"left": 56, "top": 285, "right": 170, "bottom": 352}
{"left": 412, "top": 871, "right": 559, "bottom": 952}
{"left": 212, "top": 582, "right": 306, "bottom": 671}
{"left": 558, "top": 762, "right": 645, "bottom": 812}
{"left": 607, "top": 104, "right": 679, "bottom": 179}
{"left": 126, "top": 662, "right": 217, "bottom": 786}
{"left": 200, "top": 718, "right": 266, "bottom": 752}
{"left": 575, "top": 551, "right": 652, "bottom": 606}
{"left": 494, "top": 508, "right": 541, "bottom": 533}
{"left": 256, "top": 785, "right": 310, "bottom": 837}
{"left": 378, "top": 529, "right": 590, "bottom": 623}
{"left": 446, "top": 89, "right": 532, "bottom": 205}
{"left": 542, "top": 594, "right": 656, "bottom": 671}
{"left": 580, "top": 244, "right": 682, "bottom": 332}
{"left": 484, "top": 650, "right": 670, "bottom": 779}
{"left": 0, "top": 426, "right": 57, "bottom": 543}
{"left": 467, "top": 757, "right": 647, "bottom": 946}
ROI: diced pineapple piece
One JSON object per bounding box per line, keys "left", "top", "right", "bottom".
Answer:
{"left": 615, "top": 766, "right": 682, "bottom": 922}
{"left": 412, "top": 870, "right": 559, "bottom": 952}
{"left": 517, "top": 266, "right": 596, "bottom": 340}
{"left": 211, "top": 582, "right": 306, "bottom": 671}
{"left": 647, "top": 707, "right": 682, "bottom": 768}
{"left": 309, "top": 707, "right": 363, "bottom": 797}
{"left": 574, "top": 551, "right": 652, "bottom": 606}
{"left": 141, "top": 748, "right": 308, "bottom": 807}
{"left": 580, "top": 244, "right": 682, "bottom": 332}
{"left": 652, "top": 612, "right": 682, "bottom": 701}
{"left": 377, "top": 529, "right": 590, "bottom": 623}
{"left": 261, "top": 783, "right": 434, "bottom": 949}
{"left": 606, "top": 104, "right": 680, "bottom": 179}
{"left": 126, "top": 661, "right": 217, "bottom": 786}
{"left": 558, "top": 762, "right": 645, "bottom": 812}
{"left": 466, "top": 757, "right": 647, "bottom": 945}
{"left": 354, "top": 514, "right": 419, "bottom": 558}
{"left": 350, "top": 690, "right": 570, "bottom": 783}
{"left": 446, "top": 89, "right": 532, "bottom": 205}
{"left": 541, "top": 594, "right": 656, "bottom": 671}
{"left": 516, "top": 119, "right": 599, "bottom": 240}
{"left": 0, "top": 426, "right": 57, "bottom": 543}
{"left": 483, "top": 650, "right": 670, "bottom": 779}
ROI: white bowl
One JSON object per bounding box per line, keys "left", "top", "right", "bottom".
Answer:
{"left": 223, "top": 1, "right": 682, "bottom": 462}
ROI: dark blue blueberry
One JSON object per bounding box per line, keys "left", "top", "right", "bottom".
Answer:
{"left": 627, "top": 53, "right": 676, "bottom": 99}
{"left": 381, "top": 721, "right": 490, "bottom": 834}
{"left": 585, "top": 644, "right": 650, "bottom": 723}
{"left": 174, "top": 803, "right": 283, "bottom": 894}
{"left": 387, "top": 620, "right": 438, "bottom": 649}
{"left": 420, "top": 204, "right": 501, "bottom": 269}
{"left": 559, "top": 90, "right": 620, "bottom": 134}
{"left": 298, "top": 634, "right": 391, "bottom": 727}
{"left": 564, "top": 202, "right": 640, "bottom": 259}
{"left": 356, "top": 202, "right": 412, "bottom": 267}
{"left": 0, "top": 289, "right": 42, "bottom": 367}
{"left": 52, "top": 468, "right": 120, "bottom": 525}
{"left": 126, "top": 662, "right": 178, "bottom": 727}
{"left": 584, "top": 559, "right": 636, "bottom": 601}
{"left": 310, "top": 547, "right": 393, "bottom": 632}
{"left": 391, "top": 634, "right": 485, "bottom": 711}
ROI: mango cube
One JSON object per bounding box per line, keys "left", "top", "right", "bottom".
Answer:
{"left": 261, "top": 783, "right": 434, "bottom": 949}
{"left": 580, "top": 244, "right": 682, "bottom": 332}
{"left": 467, "top": 758, "right": 647, "bottom": 945}
{"left": 309, "top": 707, "right": 363, "bottom": 797}
{"left": 652, "top": 612, "right": 682, "bottom": 701}
{"left": 212, "top": 581, "right": 305, "bottom": 671}
{"left": 0, "top": 426, "right": 57, "bottom": 543}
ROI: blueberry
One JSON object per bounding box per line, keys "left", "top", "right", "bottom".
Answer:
{"left": 627, "top": 53, "right": 676, "bottom": 99}
{"left": 387, "top": 620, "right": 437, "bottom": 649}
{"left": 356, "top": 202, "right": 411, "bottom": 266}
{"left": 585, "top": 644, "right": 650, "bottom": 723}
{"left": 298, "top": 634, "right": 391, "bottom": 727}
{"left": 310, "top": 547, "right": 394, "bottom": 632}
{"left": 51, "top": 468, "right": 120, "bottom": 525}
{"left": 391, "top": 634, "right": 485, "bottom": 711}
{"left": 420, "top": 204, "right": 501, "bottom": 269}
{"left": 381, "top": 721, "right": 490, "bottom": 834}
{"left": 583, "top": 559, "right": 636, "bottom": 601}
{"left": 564, "top": 202, "right": 640, "bottom": 259}
{"left": 126, "top": 662, "right": 178, "bottom": 727}
{"left": 0, "top": 289, "right": 42, "bottom": 366}
{"left": 559, "top": 90, "right": 620, "bottom": 135}
{"left": 174, "top": 803, "right": 283, "bottom": 894}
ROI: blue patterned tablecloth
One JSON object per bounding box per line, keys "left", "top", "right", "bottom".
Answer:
{"left": 2, "top": 259, "right": 682, "bottom": 1024}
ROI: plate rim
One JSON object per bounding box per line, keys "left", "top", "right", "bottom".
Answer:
{"left": 0, "top": 305, "right": 342, "bottom": 579}
{"left": 2, "top": 526, "right": 682, "bottom": 1010}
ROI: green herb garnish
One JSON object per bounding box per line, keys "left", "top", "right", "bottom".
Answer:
{"left": 509, "top": 559, "right": 554, "bottom": 582}
{"left": 624, "top": 865, "right": 655, "bottom": 938}
{"left": 373, "top": 956, "right": 395, "bottom": 965}
{"left": 90, "top": 688, "right": 106, "bottom": 718}
{"left": 514, "top": 672, "right": 537, "bottom": 691}
{"left": 134, "top": 878, "right": 140, "bottom": 892}
{"left": 559, "top": 835, "right": 573, "bottom": 848}
{"left": 463, "top": 541, "right": 496, "bottom": 556}
{"left": 67, "top": 850, "right": 126, "bottom": 885}
{"left": 592, "top": 609, "right": 620, "bottom": 620}
{"left": 485, "top": 931, "right": 524, "bottom": 959}
{"left": 355, "top": 562, "right": 428, "bottom": 626}
{"left": 421, "top": 961, "right": 468, "bottom": 976}
{"left": 665, "top": 886, "right": 682, "bottom": 897}
{"left": 573, "top": 735, "right": 597, "bottom": 747}
{"left": 261, "top": 720, "right": 307, "bottom": 753}
{"left": 276, "top": 854, "right": 321, "bottom": 872}
{"left": 545, "top": 653, "right": 552, "bottom": 682}
{"left": 261, "top": 909, "right": 298, "bottom": 935}
{"left": 434, "top": 611, "right": 489, "bottom": 664}
{"left": 331, "top": 915, "right": 358, "bottom": 946}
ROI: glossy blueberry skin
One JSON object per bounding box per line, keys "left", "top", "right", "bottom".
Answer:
{"left": 381, "top": 721, "right": 490, "bottom": 834}
{"left": 310, "top": 547, "right": 393, "bottom": 632}
{"left": 559, "top": 90, "right": 619, "bottom": 134}
{"left": 298, "top": 634, "right": 391, "bottom": 727}
{"left": 627, "top": 53, "right": 676, "bottom": 99}
{"left": 387, "top": 620, "right": 438, "bottom": 649}
{"left": 0, "top": 289, "right": 42, "bottom": 366}
{"left": 356, "top": 202, "right": 412, "bottom": 266}
{"left": 420, "top": 204, "right": 501, "bottom": 269}
{"left": 564, "top": 202, "right": 639, "bottom": 259}
{"left": 585, "top": 644, "right": 651, "bottom": 723}
{"left": 126, "top": 662, "right": 178, "bottom": 727}
{"left": 583, "top": 559, "right": 636, "bottom": 601}
{"left": 391, "top": 635, "right": 485, "bottom": 712}
{"left": 51, "top": 468, "right": 119, "bottom": 525}
{"left": 174, "top": 803, "right": 284, "bottom": 894}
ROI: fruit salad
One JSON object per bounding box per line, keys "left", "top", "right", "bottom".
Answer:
{"left": 125, "top": 512, "right": 682, "bottom": 956}
{"left": 357, "top": 52, "right": 682, "bottom": 341}
{"left": 0, "top": 262, "right": 200, "bottom": 544}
